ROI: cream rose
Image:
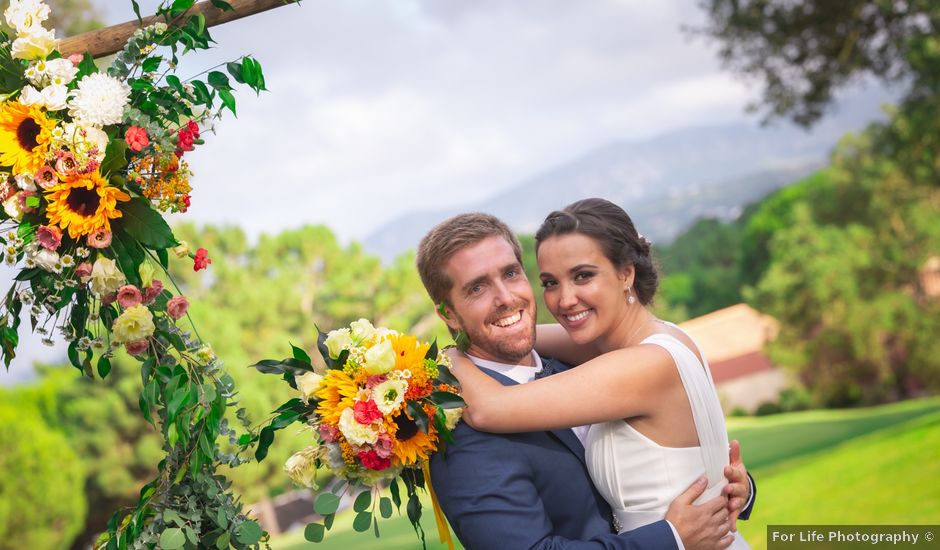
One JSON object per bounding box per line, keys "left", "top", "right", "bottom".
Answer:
{"left": 12, "top": 28, "right": 56, "bottom": 60}
{"left": 285, "top": 446, "right": 320, "bottom": 489}
{"left": 349, "top": 318, "right": 377, "bottom": 344}
{"left": 363, "top": 339, "right": 396, "bottom": 375}
{"left": 111, "top": 304, "right": 155, "bottom": 344}
{"left": 90, "top": 257, "right": 126, "bottom": 297}
{"left": 443, "top": 407, "right": 464, "bottom": 431}
{"left": 296, "top": 371, "right": 324, "bottom": 403}
{"left": 323, "top": 328, "right": 352, "bottom": 359}
{"left": 338, "top": 408, "right": 378, "bottom": 446}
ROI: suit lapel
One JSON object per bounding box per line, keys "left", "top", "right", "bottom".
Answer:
{"left": 477, "top": 359, "right": 588, "bottom": 466}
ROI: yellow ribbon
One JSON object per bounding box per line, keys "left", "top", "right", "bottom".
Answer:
{"left": 422, "top": 461, "right": 455, "bottom": 550}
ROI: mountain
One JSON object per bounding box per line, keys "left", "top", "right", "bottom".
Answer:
{"left": 364, "top": 94, "right": 889, "bottom": 262}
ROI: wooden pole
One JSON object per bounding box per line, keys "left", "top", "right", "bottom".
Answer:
{"left": 57, "top": 0, "right": 299, "bottom": 59}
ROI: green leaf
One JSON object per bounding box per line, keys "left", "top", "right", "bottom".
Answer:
{"left": 114, "top": 197, "right": 177, "bottom": 249}
{"left": 141, "top": 56, "right": 162, "bottom": 73}
{"left": 430, "top": 391, "right": 465, "bottom": 409}
{"left": 218, "top": 89, "right": 236, "bottom": 116}
{"left": 254, "top": 425, "right": 276, "bottom": 462}
{"left": 108, "top": 227, "right": 144, "bottom": 287}
{"left": 100, "top": 139, "right": 129, "bottom": 177}
{"left": 207, "top": 71, "right": 230, "bottom": 90}
{"left": 67, "top": 340, "right": 83, "bottom": 372}
{"left": 390, "top": 479, "right": 401, "bottom": 511}
{"left": 226, "top": 61, "right": 244, "bottom": 84}
{"left": 304, "top": 523, "right": 324, "bottom": 543}
{"left": 353, "top": 490, "right": 372, "bottom": 513}
{"left": 313, "top": 493, "right": 341, "bottom": 516}
{"left": 290, "top": 343, "right": 312, "bottom": 365}
{"left": 425, "top": 339, "right": 438, "bottom": 360}
{"left": 24, "top": 195, "right": 39, "bottom": 209}
{"left": 437, "top": 364, "right": 460, "bottom": 387}
{"left": 406, "top": 401, "right": 430, "bottom": 433}
{"left": 190, "top": 79, "right": 212, "bottom": 105}
{"left": 353, "top": 511, "right": 372, "bottom": 533}
{"left": 75, "top": 52, "right": 98, "bottom": 80}
{"left": 235, "top": 520, "right": 262, "bottom": 545}
{"left": 97, "top": 356, "right": 112, "bottom": 378}
{"left": 163, "top": 510, "right": 185, "bottom": 527}
{"left": 158, "top": 528, "right": 185, "bottom": 550}
{"left": 214, "top": 531, "right": 230, "bottom": 549}
{"left": 131, "top": 0, "right": 142, "bottom": 21}
{"left": 407, "top": 493, "right": 421, "bottom": 525}
{"left": 210, "top": 0, "right": 234, "bottom": 12}
{"left": 166, "top": 74, "right": 183, "bottom": 92}
{"left": 379, "top": 497, "right": 393, "bottom": 519}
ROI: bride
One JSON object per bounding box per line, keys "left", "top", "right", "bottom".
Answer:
{"left": 447, "top": 198, "right": 751, "bottom": 549}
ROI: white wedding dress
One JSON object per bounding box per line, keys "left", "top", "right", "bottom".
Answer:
{"left": 584, "top": 329, "right": 751, "bottom": 549}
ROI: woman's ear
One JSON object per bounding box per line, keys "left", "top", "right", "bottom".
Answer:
{"left": 620, "top": 264, "right": 636, "bottom": 291}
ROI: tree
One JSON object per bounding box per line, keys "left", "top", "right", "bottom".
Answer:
{"left": 694, "top": 0, "right": 940, "bottom": 126}
{"left": 0, "top": 402, "right": 86, "bottom": 550}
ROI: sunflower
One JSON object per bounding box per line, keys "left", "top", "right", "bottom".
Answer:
{"left": 389, "top": 333, "right": 432, "bottom": 386}
{"left": 44, "top": 171, "right": 131, "bottom": 239}
{"left": 388, "top": 405, "right": 439, "bottom": 466}
{"left": 0, "top": 101, "right": 56, "bottom": 175}
{"left": 314, "top": 370, "right": 360, "bottom": 426}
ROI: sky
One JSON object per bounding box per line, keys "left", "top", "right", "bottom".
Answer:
{"left": 2, "top": 0, "right": 889, "bottom": 382}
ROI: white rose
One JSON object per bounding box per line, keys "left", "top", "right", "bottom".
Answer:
{"left": 12, "top": 28, "right": 57, "bottom": 60}
{"left": 90, "top": 257, "right": 126, "bottom": 297}
{"left": 337, "top": 408, "right": 378, "bottom": 446}
{"left": 371, "top": 379, "right": 407, "bottom": 415}
{"left": 111, "top": 304, "right": 155, "bottom": 344}
{"left": 40, "top": 84, "right": 67, "bottom": 111}
{"left": 28, "top": 245, "right": 58, "bottom": 272}
{"left": 44, "top": 58, "right": 78, "bottom": 86}
{"left": 349, "top": 319, "right": 377, "bottom": 343}
{"left": 323, "top": 328, "right": 352, "bottom": 359}
{"left": 363, "top": 339, "right": 396, "bottom": 375}
{"left": 296, "top": 371, "right": 324, "bottom": 403}
{"left": 19, "top": 85, "right": 44, "bottom": 107}
{"left": 4, "top": 0, "right": 50, "bottom": 33}
{"left": 13, "top": 173, "right": 35, "bottom": 191}
{"left": 2, "top": 195, "right": 23, "bottom": 221}
{"left": 284, "top": 446, "right": 320, "bottom": 489}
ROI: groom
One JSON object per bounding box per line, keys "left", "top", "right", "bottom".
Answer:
{"left": 417, "top": 213, "right": 754, "bottom": 550}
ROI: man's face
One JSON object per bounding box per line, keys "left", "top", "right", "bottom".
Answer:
{"left": 440, "top": 235, "right": 537, "bottom": 365}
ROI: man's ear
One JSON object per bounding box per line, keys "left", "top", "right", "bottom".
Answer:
{"left": 436, "top": 302, "right": 461, "bottom": 332}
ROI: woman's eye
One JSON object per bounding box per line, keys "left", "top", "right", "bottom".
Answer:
{"left": 540, "top": 280, "right": 556, "bottom": 289}
{"left": 574, "top": 271, "right": 594, "bottom": 282}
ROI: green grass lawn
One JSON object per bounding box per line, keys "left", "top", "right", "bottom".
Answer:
{"left": 271, "top": 397, "right": 940, "bottom": 550}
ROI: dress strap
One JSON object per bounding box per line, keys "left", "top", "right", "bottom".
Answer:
{"left": 641, "top": 333, "right": 730, "bottom": 493}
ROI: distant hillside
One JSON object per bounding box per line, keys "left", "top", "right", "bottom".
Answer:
{"left": 365, "top": 99, "right": 886, "bottom": 261}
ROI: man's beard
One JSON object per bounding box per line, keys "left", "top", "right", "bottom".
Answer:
{"left": 461, "top": 305, "right": 536, "bottom": 363}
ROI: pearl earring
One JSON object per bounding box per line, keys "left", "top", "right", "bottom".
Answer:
{"left": 627, "top": 288, "right": 636, "bottom": 305}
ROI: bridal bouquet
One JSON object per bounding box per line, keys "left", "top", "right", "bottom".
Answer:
{"left": 0, "top": 0, "right": 271, "bottom": 547}
{"left": 249, "top": 319, "right": 464, "bottom": 546}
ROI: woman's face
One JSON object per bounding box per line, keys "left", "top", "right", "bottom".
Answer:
{"left": 537, "top": 232, "right": 633, "bottom": 346}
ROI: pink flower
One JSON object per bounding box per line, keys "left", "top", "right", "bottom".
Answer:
{"left": 366, "top": 375, "right": 388, "bottom": 389}
{"left": 0, "top": 179, "right": 16, "bottom": 202}
{"left": 187, "top": 120, "right": 200, "bottom": 139}
{"left": 166, "top": 295, "right": 189, "bottom": 320}
{"left": 176, "top": 127, "right": 195, "bottom": 154}
{"left": 193, "top": 248, "right": 211, "bottom": 271}
{"left": 125, "top": 339, "right": 149, "bottom": 356}
{"left": 33, "top": 166, "right": 58, "bottom": 190}
{"left": 68, "top": 53, "right": 83, "bottom": 66}
{"left": 87, "top": 229, "right": 112, "bottom": 249}
{"left": 55, "top": 152, "right": 79, "bottom": 175}
{"left": 17, "top": 191, "right": 37, "bottom": 213}
{"left": 353, "top": 399, "right": 383, "bottom": 425}
{"left": 319, "top": 424, "right": 340, "bottom": 443}
{"left": 101, "top": 292, "right": 117, "bottom": 306}
{"left": 116, "top": 285, "right": 143, "bottom": 308}
{"left": 124, "top": 126, "right": 150, "bottom": 152}
{"left": 143, "top": 279, "right": 163, "bottom": 304}
{"left": 357, "top": 449, "right": 390, "bottom": 471}
{"left": 36, "top": 225, "right": 62, "bottom": 251}
{"left": 75, "top": 262, "right": 93, "bottom": 282}
{"left": 374, "top": 433, "right": 393, "bottom": 459}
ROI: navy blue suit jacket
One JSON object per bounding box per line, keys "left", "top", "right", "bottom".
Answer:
{"left": 429, "top": 356, "right": 678, "bottom": 550}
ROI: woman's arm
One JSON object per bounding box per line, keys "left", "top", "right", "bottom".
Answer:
{"left": 533, "top": 324, "right": 602, "bottom": 365}
{"left": 449, "top": 345, "right": 679, "bottom": 432}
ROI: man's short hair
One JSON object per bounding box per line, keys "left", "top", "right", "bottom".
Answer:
{"left": 416, "top": 213, "right": 523, "bottom": 307}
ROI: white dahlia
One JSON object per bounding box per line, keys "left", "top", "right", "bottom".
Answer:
{"left": 67, "top": 73, "right": 130, "bottom": 127}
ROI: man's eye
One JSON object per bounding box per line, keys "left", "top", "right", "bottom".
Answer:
{"left": 506, "top": 269, "right": 517, "bottom": 278}
{"left": 470, "top": 285, "right": 483, "bottom": 295}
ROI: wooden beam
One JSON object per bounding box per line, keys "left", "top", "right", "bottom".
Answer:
{"left": 57, "top": 0, "right": 299, "bottom": 59}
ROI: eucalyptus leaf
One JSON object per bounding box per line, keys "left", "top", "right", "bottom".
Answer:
{"left": 158, "top": 528, "right": 185, "bottom": 550}
{"left": 313, "top": 493, "right": 341, "bottom": 516}
{"left": 353, "top": 511, "right": 372, "bottom": 533}
{"left": 304, "top": 523, "right": 324, "bottom": 543}
{"left": 353, "top": 490, "right": 372, "bottom": 513}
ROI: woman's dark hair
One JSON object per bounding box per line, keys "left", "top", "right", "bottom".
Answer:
{"left": 534, "top": 198, "right": 658, "bottom": 305}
